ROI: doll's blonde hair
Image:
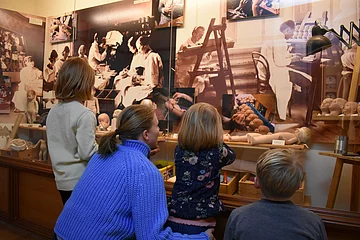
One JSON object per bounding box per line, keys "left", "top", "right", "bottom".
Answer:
{"left": 296, "top": 127, "right": 312, "bottom": 144}
{"left": 256, "top": 149, "right": 303, "bottom": 200}
{"left": 178, "top": 102, "right": 223, "bottom": 153}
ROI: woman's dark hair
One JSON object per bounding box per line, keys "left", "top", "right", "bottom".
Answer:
{"left": 138, "top": 35, "right": 151, "bottom": 47}
{"left": 98, "top": 104, "right": 155, "bottom": 156}
{"left": 49, "top": 50, "right": 58, "bottom": 63}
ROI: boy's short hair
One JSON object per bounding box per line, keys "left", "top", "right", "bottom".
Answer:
{"left": 55, "top": 57, "right": 95, "bottom": 102}
{"left": 256, "top": 149, "right": 303, "bottom": 200}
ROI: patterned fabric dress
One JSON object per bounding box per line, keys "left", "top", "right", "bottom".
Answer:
{"left": 168, "top": 143, "right": 236, "bottom": 219}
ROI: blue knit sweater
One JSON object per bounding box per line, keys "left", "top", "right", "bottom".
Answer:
{"left": 54, "top": 140, "right": 209, "bottom": 240}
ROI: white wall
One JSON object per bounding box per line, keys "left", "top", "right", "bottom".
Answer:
{"left": 0, "top": 0, "right": 37, "bottom": 16}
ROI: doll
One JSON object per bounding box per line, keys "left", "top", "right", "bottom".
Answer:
{"left": 329, "top": 98, "right": 347, "bottom": 116}
{"left": 320, "top": 98, "right": 334, "bottom": 116}
{"left": 342, "top": 101, "right": 357, "bottom": 116}
{"left": 248, "top": 118, "right": 263, "bottom": 131}
{"left": 247, "top": 127, "right": 311, "bottom": 145}
{"left": 245, "top": 113, "right": 258, "bottom": 125}
{"left": 34, "top": 139, "right": 48, "bottom": 161}
{"left": 255, "top": 125, "right": 270, "bottom": 135}
{"left": 25, "top": 90, "right": 38, "bottom": 124}
{"left": 98, "top": 113, "right": 110, "bottom": 131}
{"left": 110, "top": 109, "right": 122, "bottom": 131}
{"left": 84, "top": 88, "right": 100, "bottom": 116}
{"left": 228, "top": 127, "right": 311, "bottom": 145}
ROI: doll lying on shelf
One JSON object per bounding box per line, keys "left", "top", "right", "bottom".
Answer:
{"left": 224, "top": 127, "right": 311, "bottom": 145}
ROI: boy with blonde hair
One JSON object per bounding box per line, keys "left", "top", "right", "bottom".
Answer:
{"left": 224, "top": 149, "right": 327, "bottom": 240}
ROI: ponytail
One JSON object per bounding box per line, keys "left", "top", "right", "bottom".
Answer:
{"left": 97, "top": 104, "right": 154, "bottom": 157}
{"left": 98, "top": 129, "right": 121, "bottom": 156}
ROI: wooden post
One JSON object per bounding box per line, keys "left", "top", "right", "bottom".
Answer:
{"left": 347, "top": 47, "right": 360, "bottom": 101}
{"left": 347, "top": 47, "right": 360, "bottom": 211}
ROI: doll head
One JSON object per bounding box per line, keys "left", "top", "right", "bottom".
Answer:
{"left": 98, "top": 113, "right": 110, "bottom": 130}
{"left": 329, "top": 102, "right": 343, "bottom": 116}
{"left": 295, "top": 127, "right": 312, "bottom": 144}
{"left": 343, "top": 101, "right": 357, "bottom": 116}
{"left": 255, "top": 125, "right": 270, "bottom": 135}
{"left": 330, "top": 98, "right": 347, "bottom": 109}
{"left": 329, "top": 98, "right": 347, "bottom": 116}
{"left": 113, "top": 109, "right": 122, "bottom": 118}
{"left": 320, "top": 98, "right": 333, "bottom": 115}
{"left": 245, "top": 113, "right": 258, "bottom": 124}
{"left": 244, "top": 109, "right": 254, "bottom": 116}
{"left": 249, "top": 118, "right": 263, "bottom": 130}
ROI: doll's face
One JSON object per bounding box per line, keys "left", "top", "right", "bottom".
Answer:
{"left": 329, "top": 102, "right": 342, "bottom": 115}
{"left": 332, "top": 98, "right": 347, "bottom": 109}
{"left": 98, "top": 114, "right": 110, "bottom": 129}
{"left": 320, "top": 98, "right": 333, "bottom": 112}
{"left": 249, "top": 118, "right": 263, "bottom": 128}
{"left": 343, "top": 102, "right": 357, "bottom": 115}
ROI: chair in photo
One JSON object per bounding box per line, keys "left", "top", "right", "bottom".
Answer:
{"left": 251, "top": 51, "right": 293, "bottom": 119}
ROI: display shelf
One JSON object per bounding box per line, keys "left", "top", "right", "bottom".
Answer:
{"left": 18, "top": 124, "right": 110, "bottom": 138}
{"left": 159, "top": 136, "right": 307, "bottom": 150}
{"left": 312, "top": 111, "right": 360, "bottom": 122}
{"left": 19, "top": 124, "right": 46, "bottom": 131}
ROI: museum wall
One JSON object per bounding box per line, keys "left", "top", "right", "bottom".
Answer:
{"left": 0, "top": 0, "right": 359, "bottom": 212}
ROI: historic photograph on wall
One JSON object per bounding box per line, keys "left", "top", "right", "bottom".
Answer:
{"left": 153, "top": 0, "right": 185, "bottom": 28}
{"left": 71, "top": 0, "right": 176, "bottom": 127}
{"left": 0, "top": 8, "right": 45, "bottom": 123}
{"left": 49, "top": 13, "right": 76, "bottom": 44}
{"left": 227, "top": 0, "right": 280, "bottom": 20}
{"left": 175, "top": 0, "right": 359, "bottom": 144}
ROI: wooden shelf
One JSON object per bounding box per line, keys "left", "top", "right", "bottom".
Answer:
{"left": 312, "top": 111, "right": 360, "bottom": 122}
{"left": 159, "top": 136, "right": 307, "bottom": 150}
{"left": 319, "top": 151, "right": 360, "bottom": 163}
{"left": 19, "top": 124, "right": 46, "bottom": 131}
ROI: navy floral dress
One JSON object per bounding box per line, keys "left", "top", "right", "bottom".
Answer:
{"left": 168, "top": 143, "right": 236, "bottom": 220}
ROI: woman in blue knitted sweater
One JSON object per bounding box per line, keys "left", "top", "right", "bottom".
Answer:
{"left": 53, "top": 104, "right": 213, "bottom": 240}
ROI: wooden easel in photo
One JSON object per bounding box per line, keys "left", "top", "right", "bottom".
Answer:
{"left": 187, "top": 17, "right": 235, "bottom": 97}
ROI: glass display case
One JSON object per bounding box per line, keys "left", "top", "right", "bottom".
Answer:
{"left": 0, "top": 0, "right": 360, "bottom": 239}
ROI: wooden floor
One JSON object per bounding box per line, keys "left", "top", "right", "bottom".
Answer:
{"left": 0, "top": 221, "right": 47, "bottom": 240}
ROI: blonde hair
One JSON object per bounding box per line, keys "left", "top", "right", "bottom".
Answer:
{"left": 256, "top": 149, "right": 303, "bottom": 200}
{"left": 98, "top": 104, "right": 155, "bottom": 156}
{"left": 296, "top": 127, "right": 312, "bottom": 144}
{"left": 178, "top": 102, "right": 223, "bottom": 153}
{"left": 55, "top": 57, "right": 95, "bottom": 101}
